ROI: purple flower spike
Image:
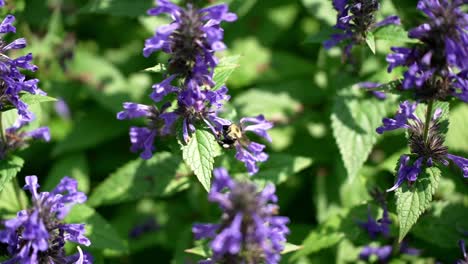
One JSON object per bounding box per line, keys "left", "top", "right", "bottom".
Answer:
{"left": 387, "top": 155, "right": 423, "bottom": 192}
{"left": 386, "top": 0, "right": 468, "bottom": 101}
{"left": 0, "top": 176, "right": 91, "bottom": 263}
{"left": 193, "top": 168, "right": 289, "bottom": 264}
{"left": 0, "top": 14, "right": 47, "bottom": 122}
{"left": 325, "top": 0, "right": 400, "bottom": 57}
{"left": 144, "top": 0, "right": 236, "bottom": 77}
{"left": 376, "top": 101, "right": 418, "bottom": 134}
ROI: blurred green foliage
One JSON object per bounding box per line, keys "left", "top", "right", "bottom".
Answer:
{"left": 0, "top": 0, "right": 466, "bottom": 263}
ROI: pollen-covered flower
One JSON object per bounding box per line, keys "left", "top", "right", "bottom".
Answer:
{"left": 119, "top": 0, "right": 239, "bottom": 161}
{"left": 0, "top": 176, "right": 91, "bottom": 263}
{"left": 386, "top": 0, "right": 468, "bottom": 101}
{"left": 221, "top": 115, "right": 273, "bottom": 175}
{"left": 0, "top": 115, "right": 50, "bottom": 159}
{"left": 377, "top": 101, "right": 468, "bottom": 191}
{"left": 192, "top": 168, "right": 289, "bottom": 264}
{"left": 0, "top": 14, "right": 45, "bottom": 121}
{"left": 325, "top": 0, "right": 400, "bottom": 56}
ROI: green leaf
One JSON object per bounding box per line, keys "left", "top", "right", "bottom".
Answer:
{"left": 395, "top": 166, "right": 441, "bottom": 241}
{"left": 236, "top": 154, "right": 313, "bottom": 187}
{"left": 221, "top": 0, "right": 257, "bottom": 17}
{"left": 65, "top": 204, "right": 128, "bottom": 253}
{"left": 446, "top": 104, "right": 468, "bottom": 152}
{"left": 304, "top": 27, "right": 342, "bottom": 44}
{"left": 182, "top": 129, "right": 221, "bottom": 192}
{"left": 185, "top": 244, "right": 211, "bottom": 258}
{"left": 412, "top": 201, "right": 468, "bottom": 249}
{"left": 365, "top": 32, "right": 376, "bottom": 54}
{"left": 282, "top": 243, "right": 302, "bottom": 254}
{"left": 331, "top": 86, "right": 388, "bottom": 180}
{"left": 143, "top": 63, "right": 167, "bottom": 73}
{"left": 373, "top": 25, "right": 418, "bottom": 44}
{"left": 292, "top": 217, "right": 344, "bottom": 260}
{"left": 52, "top": 107, "right": 126, "bottom": 155}
{"left": 88, "top": 152, "right": 189, "bottom": 207}
{"left": 213, "top": 55, "right": 240, "bottom": 90}
{"left": 292, "top": 205, "right": 370, "bottom": 260}
{"left": 0, "top": 156, "right": 24, "bottom": 193}
{"left": 234, "top": 89, "right": 302, "bottom": 123}
{"left": 69, "top": 48, "right": 146, "bottom": 112}
{"left": 227, "top": 38, "right": 271, "bottom": 87}
{"left": 0, "top": 180, "right": 28, "bottom": 218}
{"left": 45, "top": 153, "right": 90, "bottom": 193}
{"left": 20, "top": 93, "right": 57, "bottom": 105}
{"left": 0, "top": 94, "right": 57, "bottom": 113}
{"left": 302, "top": 0, "right": 336, "bottom": 25}
{"left": 81, "top": 0, "right": 153, "bottom": 17}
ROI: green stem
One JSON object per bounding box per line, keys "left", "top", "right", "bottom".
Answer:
{"left": 423, "top": 100, "right": 434, "bottom": 143}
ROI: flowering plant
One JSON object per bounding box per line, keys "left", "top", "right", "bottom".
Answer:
{"left": 0, "top": 0, "right": 466, "bottom": 263}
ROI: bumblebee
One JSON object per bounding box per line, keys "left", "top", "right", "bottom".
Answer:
{"left": 219, "top": 123, "right": 244, "bottom": 148}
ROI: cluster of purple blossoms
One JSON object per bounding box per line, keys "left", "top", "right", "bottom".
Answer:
{"left": 0, "top": 13, "right": 45, "bottom": 121}
{"left": 358, "top": 199, "right": 419, "bottom": 263}
{"left": 386, "top": 0, "right": 468, "bottom": 101}
{"left": 0, "top": 176, "right": 92, "bottom": 263}
{"left": 376, "top": 101, "right": 468, "bottom": 191}
{"left": 230, "top": 115, "right": 273, "bottom": 175}
{"left": 192, "top": 168, "right": 289, "bottom": 263}
{"left": 0, "top": 5, "right": 51, "bottom": 160}
{"left": 118, "top": 0, "right": 273, "bottom": 174}
{"left": 325, "top": 0, "right": 400, "bottom": 57}
{"left": 0, "top": 114, "right": 50, "bottom": 159}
